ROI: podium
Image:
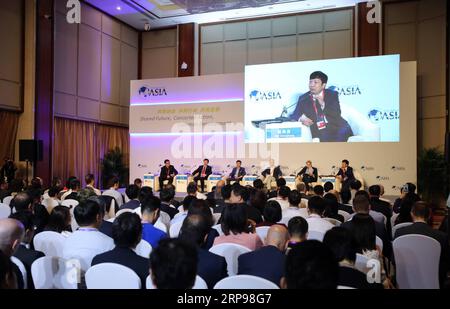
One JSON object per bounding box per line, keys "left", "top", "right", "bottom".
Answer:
{"left": 143, "top": 174, "right": 155, "bottom": 190}
{"left": 265, "top": 122, "right": 312, "bottom": 143}
{"left": 174, "top": 174, "right": 190, "bottom": 193}
{"left": 284, "top": 176, "right": 297, "bottom": 190}
{"left": 206, "top": 175, "right": 223, "bottom": 192}
{"left": 242, "top": 175, "right": 258, "bottom": 187}
{"left": 319, "top": 175, "right": 341, "bottom": 191}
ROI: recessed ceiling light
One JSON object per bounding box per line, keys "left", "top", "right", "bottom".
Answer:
{"left": 116, "top": 6, "right": 122, "bottom": 11}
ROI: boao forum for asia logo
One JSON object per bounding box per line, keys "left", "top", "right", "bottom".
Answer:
{"left": 249, "top": 90, "right": 282, "bottom": 102}
{"left": 138, "top": 86, "right": 168, "bottom": 99}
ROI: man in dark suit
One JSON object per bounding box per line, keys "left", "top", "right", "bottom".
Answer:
{"left": 394, "top": 201, "right": 449, "bottom": 287}
{"left": 192, "top": 159, "right": 212, "bottom": 193}
{"left": 159, "top": 187, "right": 179, "bottom": 219}
{"left": 159, "top": 159, "right": 178, "bottom": 190}
{"left": 179, "top": 214, "right": 227, "bottom": 289}
{"left": 369, "top": 184, "right": 392, "bottom": 234}
{"left": 297, "top": 160, "right": 318, "bottom": 189}
{"left": 227, "top": 160, "right": 246, "bottom": 184}
{"left": 336, "top": 159, "right": 355, "bottom": 192}
{"left": 238, "top": 225, "right": 288, "bottom": 286}
{"left": 289, "top": 71, "right": 353, "bottom": 142}
{"left": 10, "top": 211, "right": 44, "bottom": 289}
{"left": 92, "top": 212, "right": 149, "bottom": 288}
{"left": 120, "top": 184, "right": 140, "bottom": 210}
{"left": 0, "top": 218, "right": 25, "bottom": 289}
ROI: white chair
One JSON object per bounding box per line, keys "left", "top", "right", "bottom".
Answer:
{"left": 61, "top": 199, "right": 79, "bottom": 208}
{"left": 212, "top": 213, "right": 221, "bottom": 225}
{"left": 3, "top": 195, "right": 13, "bottom": 206}
{"left": 212, "top": 224, "right": 224, "bottom": 236}
{"left": 337, "top": 285, "right": 356, "bottom": 289}
{"left": 11, "top": 256, "right": 27, "bottom": 289}
{"left": 390, "top": 213, "right": 399, "bottom": 228}
{"left": 33, "top": 231, "right": 66, "bottom": 257}
{"left": 209, "top": 243, "right": 251, "bottom": 276}
{"left": 85, "top": 263, "right": 141, "bottom": 289}
{"left": 338, "top": 210, "right": 351, "bottom": 222}
{"left": 169, "top": 220, "right": 183, "bottom": 238}
{"left": 393, "top": 234, "right": 441, "bottom": 289}
{"left": 0, "top": 202, "right": 11, "bottom": 219}
{"left": 146, "top": 274, "right": 208, "bottom": 289}
{"left": 341, "top": 103, "right": 380, "bottom": 142}
{"left": 114, "top": 208, "right": 133, "bottom": 218}
{"left": 376, "top": 235, "right": 383, "bottom": 252}
{"left": 42, "top": 198, "right": 60, "bottom": 213}
{"left": 307, "top": 230, "right": 325, "bottom": 242}
{"left": 255, "top": 226, "right": 270, "bottom": 244}
{"left": 154, "top": 220, "right": 168, "bottom": 234}
{"left": 391, "top": 222, "right": 413, "bottom": 238}
{"left": 133, "top": 207, "right": 142, "bottom": 218}
{"left": 31, "top": 256, "right": 79, "bottom": 289}
{"left": 213, "top": 275, "right": 279, "bottom": 289}
{"left": 324, "top": 218, "right": 341, "bottom": 226}
{"left": 134, "top": 240, "right": 152, "bottom": 258}
{"left": 159, "top": 211, "right": 171, "bottom": 229}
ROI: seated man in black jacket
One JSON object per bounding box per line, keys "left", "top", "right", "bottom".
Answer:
{"left": 92, "top": 212, "right": 149, "bottom": 288}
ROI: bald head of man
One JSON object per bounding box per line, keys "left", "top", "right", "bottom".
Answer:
{"left": 0, "top": 218, "right": 25, "bottom": 257}
{"left": 265, "top": 224, "right": 289, "bottom": 251}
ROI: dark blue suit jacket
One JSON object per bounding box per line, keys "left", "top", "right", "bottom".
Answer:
{"left": 229, "top": 167, "right": 246, "bottom": 179}
{"left": 237, "top": 245, "right": 285, "bottom": 286}
{"left": 120, "top": 199, "right": 140, "bottom": 210}
{"left": 92, "top": 247, "right": 149, "bottom": 289}
{"left": 289, "top": 89, "right": 353, "bottom": 141}
{"left": 197, "top": 248, "right": 228, "bottom": 289}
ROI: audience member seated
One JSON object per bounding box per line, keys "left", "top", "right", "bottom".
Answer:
{"left": 32, "top": 204, "right": 50, "bottom": 235}
{"left": 11, "top": 192, "right": 32, "bottom": 212}
{"left": 349, "top": 180, "right": 362, "bottom": 204}
{"left": 339, "top": 189, "right": 354, "bottom": 214}
{"left": 44, "top": 206, "right": 72, "bottom": 236}
{"left": 287, "top": 216, "right": 309, "bottom": 248}
{"left": 253, "top": 179, "right": 265, "bottom": 192}
{"left": 281, "top": 240, "right": 338, "bottom": 289}
{"left": 87, "top": 196, "right": 113, "bottom": 238}
{"left": 141, "top": 196, "right": 167, "bottom": 249}
{"left": 120, "top": 184, "right": 141, "bottom": 210}
{"left": 134, "top": 178, "right": 143, "bottom": 189}
{"left": 186, "top": 182, "right": 206, "bottom": 200}
{"left": 238, "top": 225, "right": 288, "bottom": 286}
{"left": 92, "top": 212, "right": 149, "bottom": 288}
{"left": 85, "top": 173, "right": 101, "bottom": 196}
{"left": 306, "top": 196, "right": 334, "bottom": 234}
{"left": 171, "top": 195, "right": 197, "bottom": 226}
{"left": 296, "top": 182, "right": 310, "bottom": 200}
{"left": 393, "top": 182, "right": 417, "bottom": 213}
{"left": 268, "top": 185, "right": 290, "bottom": 211}
{"left": 62, "top": 199, "right": 114, "bottom": 272}
{"left": 42, "top": 186, "right": 61, "bottom": 213}
{"left": 323, "top": 181, "right": 334, "bottom": 193}
{"left": 187, "top": 199, "right": 218, "bottom": 250}
{"left": 283, "top": 190, "right": 308, "bottom": 222}
{"left": 323, "top": 193, "right": 345, "bottom": 223}
{"left": 0, "top": 249, "right": 17, "bottom": 289}
{"left": 323, "top": 227, "right": 383, "bottom": 289}
{"left": 353, "top": 191, "right": 386, "bottom": 225}
{"left": 0, "top": 218, "right": 25, "bottom": 289}
{"left": 369, "top": 185, "right": 392, "bottom": 223}
{"left": 179, "top": 215, "right": 227, "bottom": 288}
{"left": 159, "top": 187, "right": 179, "bottom": 219}
{"left": 150, "top": 238, "right": 198, "bottom": 289}
{"left": 394, "top": 192, "right": 421, "bottom": 225}
{"left": 102, "top": 176, "right": 124, "bottom": 208}
{"left": 0, "top": 179, "right": 10, "bottom": 203}
{"left": 9, "top": 211, "right": 45, "bottom": 289}
{"left": 268, "top": 178, "right": 286, "bottom": 199}
{"left": 342, "top": 194, "right": 391, "bottom": 257}
{"left": 249, "top": 189, "right": 267, "bottom": 214}
{"left": 256, "top": 200, "right": 283, "bottom": 227}
{"left": 60, "top": 176, "right": 76, "bottom": 200}
{"left": 214, "top": 184, "right": 232, "bottom": 214}
{"left": 64, "top": 179, "right": 81, "bottom": 201}
{"left": 231, "top": 185, "right": 262, "bottom": 224}
{"left": 313, "top": 185, "right": 324, "bottom": 197}
{"left": 394, "top": 201, "right": 449, "bottom": 287}
{"left": 213, "top": 204, "right": 263, "bottom": 251}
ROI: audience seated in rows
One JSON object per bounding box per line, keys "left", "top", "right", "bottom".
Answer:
{"left": 268, "top": 185, "right": 290, "bottom": 211}
{"left": 306, "top": 196, "right": 334, "bottom": 234}
{"left": 0, "top": 218, "right": 25, "bottom": 289}
{"left": 282, "top": 190, "right": 308, "bottom": 223}
{"left": 43, "top": 206, "right": 72, "bottom": 236}
{"left": 287, "top": 216, "right": 308, "bottom": 248}
{"left": 159, "top": 187, "right": 179, "bottom": 219}
{"left": 323, "top": 193, "right": 345, "bottom": 223}
{"left": 257, "top": 200, "right": 283, "bottom": 227}
{"left": 141, "top": 196, "right": 167, "bottom": 249}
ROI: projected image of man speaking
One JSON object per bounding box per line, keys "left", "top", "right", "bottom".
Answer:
{"left": 289, "top": 71, "right": 353, "bottom": 142}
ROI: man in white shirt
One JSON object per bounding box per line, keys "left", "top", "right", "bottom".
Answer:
{"left": 85, "top": 173, "right": 101, "bottom": 196}
{"left": 102, "top": 176, "right": 124, "bottom": 208}
{"left": 282, "top": 190, "right": 308, "bottom": 224}
{"left": 306, "top": 196, "right": 334, "bottom": 234}
{"left": 268, "top": 186, "right": 291, "bottom": 211}
{"left": 62, "top": 199, "right": 114, "bottom": 272}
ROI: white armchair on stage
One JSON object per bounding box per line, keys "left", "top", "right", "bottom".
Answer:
{"left": 341, "top": 104, "right": 380, "bottom": 142}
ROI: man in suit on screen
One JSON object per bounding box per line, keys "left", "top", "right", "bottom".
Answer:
{"left": 289, "top": 71, "right": 353, "bottom": 142}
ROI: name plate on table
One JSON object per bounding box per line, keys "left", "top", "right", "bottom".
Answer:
{"left": 143, "top": 174, "right": 155, "bottom": 188}
{"left": 265, "top": 122, "right": 311, "bottom": 143}
{"left": 242, "top": 175, "right": 258, "bottom": 186}
{"left": 208, "top": 175, "right": 223, "bottom": 182}
{"left": 320, "top": 176, "right": 336, "bottom": 183}
{"left": 176, "top": 175, "right": 188, "bottom": 182}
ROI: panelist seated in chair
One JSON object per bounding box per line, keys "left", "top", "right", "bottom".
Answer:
{"left": 297, "top": 160, "right": 318, "bottom": 189}
{"left": 261, "top": 159, "right": 282, "bottom": 189}
{"left": 289, "top": 71, "right": 353, "bottom": 142}
{"left": 226, "top": 160, "right": 246, "bottom": 184}
{"left": 192, "top": 158, "right": 212, "bottom": 193}
{"left": 159, "top": 159, "right": 178, "bottom": 190}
